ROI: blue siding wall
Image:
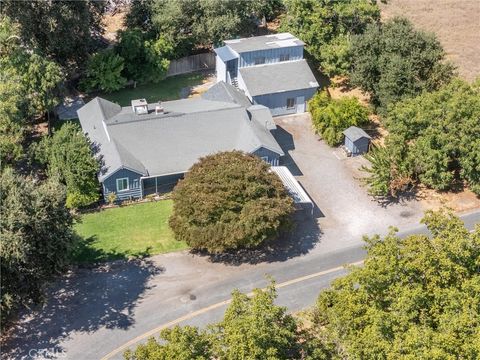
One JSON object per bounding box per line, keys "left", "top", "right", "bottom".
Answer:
{"left": 238, "top": 46, "right": 303, "bottom": 68}
{"left": 252, "top": 88, "right": 317, "bottom": 116}
{"left": 253, "top": 147, "right": 281, "bottom": 165}
{"left": 103, "top": 168, "right": 143, "bottom": 201}
{"left": 344, "top": 137, "right": 370, "bottom": 155}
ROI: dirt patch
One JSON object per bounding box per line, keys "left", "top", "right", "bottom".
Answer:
{"left": 102, "top": 7, "right": 128, "bottom": 43}
{"left": 418, "top": 186, "right": 480, "bottom": 213}
{"left": 186, "top": 73, "right": 217, "bottom": 98}
{"left": 380, "top": 0, "right": 480, "bottom": 82}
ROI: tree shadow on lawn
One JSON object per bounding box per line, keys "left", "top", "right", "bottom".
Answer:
{"left": 192, "top": 213, "right": 323, "bottom": 266}
{"left": 2, "top": 248, "right": 163, "bottom": 359}
{"left": 72, "top": 234, "right": 155, "bottom": 264}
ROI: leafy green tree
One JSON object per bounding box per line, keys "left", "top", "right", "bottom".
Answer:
{"left": 2, "top": 0, "right": 105, "bottom": 69}
{"left": 35, "top": 122, "right": 100, "bottom": 208}
{"left": 169, "top": 151, "right": 294, "bottom": 253}
{"left": 81, "top": 49, "right": 127, "bottom": 93}
{"left": 129, "top": 0, "right": 274, "bottom": 57}
{"left": 0, "top": 68, "right": 24, "bottom": 164}
{"left": 280, "top": 0, "right": 379, "bottom": 74}
{"left": 19, "top": 53, "right": 63, "bottom": 117}
{"left": 364, "top": 78, "right": 480, "bottom": 197}
{"left": 125, "top": 326, "right": 210, "bottom": 360}
{"left": 318, "top": 34, "right": 352, "bottom": 77}
{"left": 210, "top": 285, "right": 300, "bottom": 359}
{"left": 312, "top": 210, "right": 480, "bottom": 359}
{"left": 1, "top": 168, "right": 75, "bottom": 326}
{"left": 115, "top": 29, "right": 172, "bottom": 84}
{"left": 310, "top": 91, "right": 369, "bottom": 146}
{"left": 124, "top": 0, "right": 154, "bottom": 32}
{"left": 350, "top": 17, "right": 455, "bottom": 113}
{"left": 125, "top": 284, "right": 313, "bottom": 359}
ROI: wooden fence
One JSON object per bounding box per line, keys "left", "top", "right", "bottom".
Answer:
{"left": 166, "top": 52, "right": 216, "bottom": 77}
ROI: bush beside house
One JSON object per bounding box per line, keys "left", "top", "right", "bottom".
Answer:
{"left": 169, "top": 151, "right": 295, "bottom": 253}
{"left": 309, "top": 91, "right": 369, "bottom": 147}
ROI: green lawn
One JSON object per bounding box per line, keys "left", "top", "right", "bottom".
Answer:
{"left": 73, "top": 200, "right": 187, "bottom": 263}
{"left": 98, "top": 72, "right": 208, "bottom": 106}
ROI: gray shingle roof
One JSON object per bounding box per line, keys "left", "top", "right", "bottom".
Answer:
{"left": 343, "top": 126, "right": 371, "bottom": 142}
{"left": 239, "top": 60, "right": 319, "bottom": 97}
{"left": 202, "top": 81, "right": 252, "bottom": 108}
{"left": 224, "top": 32, "right": 304, "bottom": 53}
{"left": 78, "top": 91, "right": 283, "bottom": 181}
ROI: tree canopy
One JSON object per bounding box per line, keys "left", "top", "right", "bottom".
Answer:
{"left": 0, "top": 15, "right": 63, "bottom": 165}
{"left": 125, "top": 283, "right": 306, "bottom": 360}
{"left": 169, "top": 151, "right": 294, "bottom": 253}
{"left": 125, "top": 0, "right": 284, "bottom": 58}
{"left": 1, "top": 0, "right": 105, "bottom": 69}
{"left": 1, "top": 168, "right": 75, "bottom": 325}
{"left": 81, "top": 49, "right": 127, "bottom": 93}
{"left": 363, "top": 78, "right": 480, "bottom": 197}
{"left": 35, "top": 122, "right": 101, "bottom": 208}
{"left": 310, "top": 90, "right": 370, "bottom": 146}
{"left": 116, "top": 29, "right": 172, "bottom": 83}
{"left": 312, "top": 210, "right": 480, "bottom": 358}
{"left": 280, "top": 0, "right": 380, "bottom": 76}
{"left": 350, "top": 17, "right": 455, "bottom": 114}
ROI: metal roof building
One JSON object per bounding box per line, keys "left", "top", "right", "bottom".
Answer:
{"left": 271, "top": 166, "right": 314, "bottom": 215}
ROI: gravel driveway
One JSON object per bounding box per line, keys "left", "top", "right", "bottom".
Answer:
{"left": 272, "top": 113, "right": 425, "bottom": 251}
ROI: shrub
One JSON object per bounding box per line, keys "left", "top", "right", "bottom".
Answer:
{"left": 107, "top": 192, "right": 117, "bottom": 205}
{"left": 169, "top": 151, "right": 294, "bottom": 253}
{"left": 81, "top": 49, "right": 127, "bottom": 93}
{"left": 310, "top": 91, "right": 369, "bottom": 146}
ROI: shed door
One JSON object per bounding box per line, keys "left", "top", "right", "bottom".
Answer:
{"left": 296, "top": 96, "right": 305, "bottom": 113}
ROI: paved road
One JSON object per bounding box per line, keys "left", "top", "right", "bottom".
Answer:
{"left": 5, "top": 211, "right": 479, "bottom": 360}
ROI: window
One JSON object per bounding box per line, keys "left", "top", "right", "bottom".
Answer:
{"left": 279, "top": 53, "right": 290, "bottom": 62}
{"left": 261, "top": 156, "right": 269, "bottom": 163}
{"left": 116, "top": 177, "right": 129, "bottom": 192}
{"left": 286, "top": 98, "right": 296, "bottom": 109}
{"left": 254, "top": 57, "right": 266, "bottom": 65}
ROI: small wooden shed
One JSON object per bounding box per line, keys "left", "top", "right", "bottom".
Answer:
{"left": 343, "top": 126, "right": 371, "bottom": 156}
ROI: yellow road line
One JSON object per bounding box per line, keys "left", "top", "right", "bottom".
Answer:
{"left": 101, "top": 260, "right": 364, "bottom": 360}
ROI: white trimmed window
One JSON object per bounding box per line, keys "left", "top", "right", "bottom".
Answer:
{"left": 116, "top": 177, "right": 129, "bottom": 192}
{"left": 286, "top": 98, "right": 295, "bottom": 109}
{"left": 261, "top": 156, "right": 269, "bottom": 162}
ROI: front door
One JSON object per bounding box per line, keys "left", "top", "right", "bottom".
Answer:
{"left": 296, "top": 96, "right": 305, "bottom": 113}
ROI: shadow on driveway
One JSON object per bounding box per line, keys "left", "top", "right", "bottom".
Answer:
{"left": 3, "top": 258, "right": 163, "bottom": 359}
{"left": 272, "top": 126, "right": 303, "bottom": 176}
{"left": 193, "top": 212, "right": 322, "bottom": 266}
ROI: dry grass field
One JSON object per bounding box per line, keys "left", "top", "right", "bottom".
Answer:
{"left": 380, "top": 0, "right": 480, "bottom": 82}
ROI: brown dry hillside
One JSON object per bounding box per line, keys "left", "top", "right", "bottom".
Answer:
{"left": 380, "top": 0, "right": 480, "bottom": 82}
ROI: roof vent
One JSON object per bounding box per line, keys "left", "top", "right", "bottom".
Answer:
{"left": 155, "top": 104, "right": 164, "bottom": 114}
{"left": 131, "top": 99, "right": 148, "bottom": 115}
